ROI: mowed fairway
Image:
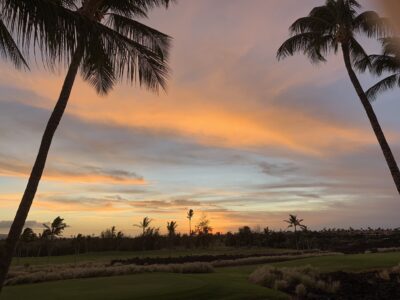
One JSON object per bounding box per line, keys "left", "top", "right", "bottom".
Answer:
{"left": 3, "top": 252, "right": 400, "bottom": 300}
{"left": 1, "top": 268, "right": 288, "bottom": 300}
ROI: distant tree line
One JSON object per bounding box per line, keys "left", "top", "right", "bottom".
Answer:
{"left": 4, "top": 212, "right": 400, "bottom": 258}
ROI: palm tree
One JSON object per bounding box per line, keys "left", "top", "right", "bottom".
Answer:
{"left": 0, "top": 0, "right": 172, "bottom": 290}
{"left": 43, "top": 216, "right": 68, "bottom": 240}
{"left": 20, "top": 228, "right": 37, "bottom": 243}
{"left": 100, "top": 226, "right": 116, "bottom": 239}
{"left": 166, "top": 221, "right": 178, "bottom": 237}
{"left": 187, "top": 209, "right": 194, "bottom": 235}
{"left": 277, "top": 0, "right": 400, "bottom": 194}
{"left": 356, "top": 37, "right": 400, "bottom": 100}
{"left": 284, "top": 214, "right": 306, "bottom": 233}
{"left": 134, "top": 217, "right": 153, "bottom": 236}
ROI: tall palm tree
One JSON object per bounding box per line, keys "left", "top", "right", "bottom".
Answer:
{"left": 0, "top": 0, "right": 172, "bottom": 290}
{"left": 277, "top": 0, "right": 400, "bottom": 195}
{"left": 356, "top": 37, "right": 400, "bottom": 100}
{"left": 284, "top": 214, "right": 306, "bottom": 233}
{"left": 187, "top": 209, "right": 194, "bottom": 235}
{"left": 134, "top": 217, "right": 153, "bottom": 236}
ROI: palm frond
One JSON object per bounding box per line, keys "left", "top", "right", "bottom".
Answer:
{"left": 348, "top": 37, "right": 369, "bottom": 64}
{"left": 2, "top": 0, "right": 82, "bottom": 68}
{"left": 366, "top": 73, "right": 400, "bottom": 101}
{"left": 290, "top": 16, "right": 333, "bottom": 34}
{"left": 0, "top": 18, "right": 28, "bottom": 69}
{"left": 102, "top": 1, "right": 148, "bottom": 18}
{"left": 106, "top": 13, "right": 171, "bottom": 59}
{"left": 80, "top": 37, "right": 116, "bottom": 95}
{"left": 277, "top": 32, "right": 325, "bottom": 62}
{"left": 353, "top": 11, "right": 392, "bottom": 38}
{"left": 354, "top": 54, "right": 381, "bottom": 72}
{"left": 381, "top": 37, "right": 400, "bottom": 57}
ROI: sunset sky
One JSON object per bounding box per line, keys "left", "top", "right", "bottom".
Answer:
{"left": 0, "top": 0, "right": 399, "bottom": 236}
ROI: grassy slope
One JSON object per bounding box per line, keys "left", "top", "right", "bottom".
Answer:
{"left": 3, "top": 252, "right": 400, "bottom": 300}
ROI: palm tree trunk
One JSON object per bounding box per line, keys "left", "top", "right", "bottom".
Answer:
{"left": 341, "top": 43, "right": 400, "bottom": 195}
{"left": 0, "top": 45, "right": 84, "bottom": 291}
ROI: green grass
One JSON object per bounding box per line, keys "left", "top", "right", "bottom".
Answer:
{"left": 271, "top": 252, "right": 400, "bottom": 272}
{"left": 11, "top": 247, "right": 295, "bottom": 266}
{"left": 2, "top": 269, "right": 289, "bottom": 300}
{"left": 4, "top": 252, "right": 400, "bottom": 300}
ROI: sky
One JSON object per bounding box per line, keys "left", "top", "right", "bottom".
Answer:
{"left": 1, "top": 0, "right": 400, "bottom": 236}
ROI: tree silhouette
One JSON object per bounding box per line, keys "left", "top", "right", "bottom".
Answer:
{"left": 277, "top": 0, "right": 400, "bottom": 194}
{"left": 100, "top": 226, "right": 123, "bottom": 239}
{"left": 195, "top": 213, "right": 212, "bottom": 235}
{"left": 166, "top": 221, "right": 178, "bottom": 237}
{"left": 43, "top": 216, "right": 68, "bottom": 240}
{"left": 356, "top": 37, "right": 400, "bottom": 100}
{"left": 187, "top": 209, "right": 194, "bottom": 235}
{"left": 134, "top": 217, "right": 153, "bottom": 236}
{"left": 0, "top": 0, "right": 172, "bottom": 289}
{"left": 20, "top": 228, "right": 37, "bottom": 243}
{"left": 284, "top": 214, "right": 306, "bottom": 233}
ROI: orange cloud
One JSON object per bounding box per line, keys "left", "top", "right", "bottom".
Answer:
{"left": 0, "top": 69, "right": 382, "bottom": 157}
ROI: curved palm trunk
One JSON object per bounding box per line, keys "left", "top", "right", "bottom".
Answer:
{"left": 0, "top": 45, "right": 84, "bottom": 291}
{"left": 341, "top": 43, "right": 400, "bottom": 195}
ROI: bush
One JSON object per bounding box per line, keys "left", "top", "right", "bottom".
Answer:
{"left": 249, "top": 265, "right": 340, "bottom": 299}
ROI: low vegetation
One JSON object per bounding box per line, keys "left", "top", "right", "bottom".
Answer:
{"left": 249, "top": 265, "right": 340, "bottom": 299}
{"left": 5, "top": 262, "right": 214, "bottom": 286}
{"left": 211, "top": 252, "right": 340, "bottom": 268}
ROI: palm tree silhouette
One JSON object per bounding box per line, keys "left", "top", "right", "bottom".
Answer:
{"left": 43, "top": 216, "right": 68, "bottom": 240}
{"left": 284, "top": 214, "right": 306, "bottom": 233}
{"left": 166, "top": 221, "right": 178, "bottom": 237}
{"left": 277, "top": 0, "right": 400, "bottom": 195}
{"left": 356, "top": 37, "right": 400, "bottom": 100}
{"left": 187, "top": 209, "right": 194, "bottom": 235}
{"left": 134, "top": 217, "right": 153, "bottom": 236}
{"left": 0, "top": 0, "right": 172, "bottom": 289}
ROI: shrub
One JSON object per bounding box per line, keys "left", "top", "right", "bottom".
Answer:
{"left": 295, "top": 283, "right": 307, "bottom": 297}
{"left": 5, "top": 262, "right": 214, "bottom": 286}
{"left": 249, "top": 265, "right": 340, "bottom": 299}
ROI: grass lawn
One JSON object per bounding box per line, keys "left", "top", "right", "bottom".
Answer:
{"left": 271, "top": 252, "right": 400, "bottom": 272}
{"left": 3, "top": 252, "right": 400, "bottom": 300}
{"left": 1, "top": 268, "right": 288, "bottom": 300}
{"left": 11, "top": 247, "right": 295, "bottom": 266}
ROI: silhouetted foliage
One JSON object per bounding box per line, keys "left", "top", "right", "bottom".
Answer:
{"left": 187, "top": 209, "right": 194, "bottom": 235}
{"left": 0, "top": 0, "right": 173, "bottom": 290}
{"left": 277, "top": 0, "right": 400, "bottom": 195}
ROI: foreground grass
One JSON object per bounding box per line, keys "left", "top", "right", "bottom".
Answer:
{"left": 3, "top": 252, "right": 400, "bottom": 300}
{"left": 12, "top": 247, "right": 295, "bottom": 266}
{"left": 2, "top": 269, "right": 288, "bottom": 300}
